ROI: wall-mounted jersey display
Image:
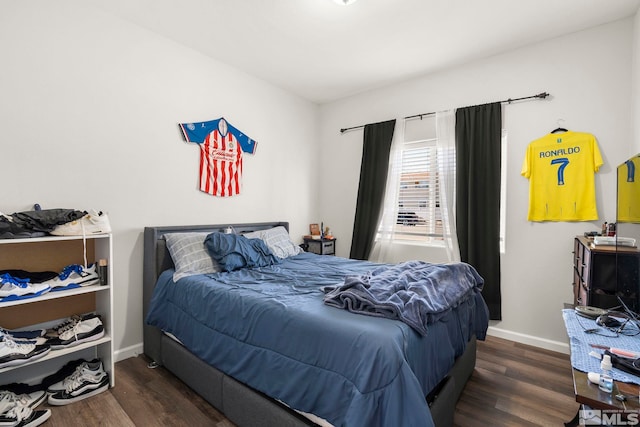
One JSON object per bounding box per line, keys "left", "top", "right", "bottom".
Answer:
{"left": 617, "top": 155, "right": 640, "bottom": 223}
{"left": 179, "top": 117, "right": 257, "bottom": 197}
{"left": 521, "top": 130, "right": 603, "bottom": 221}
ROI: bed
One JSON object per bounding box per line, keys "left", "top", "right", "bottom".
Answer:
{"left": 143, "top": 222, "right": 489, "bottom": 427}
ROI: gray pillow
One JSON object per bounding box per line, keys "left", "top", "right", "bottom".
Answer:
{"left": 165, "top": 232, "right": 221, "bottom": 282}
{"left": 243, "top": 226, "right": 302, "bottom": 259}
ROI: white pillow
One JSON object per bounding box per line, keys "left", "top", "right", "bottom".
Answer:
{"left": 165, "top": 232, "right": 220, "bottom": 282}
{"left": 244, "top": 226, "right": 302, "bottom": 259}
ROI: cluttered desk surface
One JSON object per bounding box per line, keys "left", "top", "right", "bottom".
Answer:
{"left": 563, "top": 308, "right": 640, "bottom": 410}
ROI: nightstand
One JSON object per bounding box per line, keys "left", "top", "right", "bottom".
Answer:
{"left": 303, "top": 237, "right": 336, "bottom": 256}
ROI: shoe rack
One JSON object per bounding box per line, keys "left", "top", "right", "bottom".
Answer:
{"left": 0, "top": 234, "right": 114, "bottom": 387}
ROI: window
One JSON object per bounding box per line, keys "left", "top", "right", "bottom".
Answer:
{"left": 395, "top": 138, "right": 443, "bottom": 244}
{"left": 380, "top": 116, "right": 507, "bottom": 250}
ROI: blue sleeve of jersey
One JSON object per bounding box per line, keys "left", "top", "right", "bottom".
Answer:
{"left": 179, "top": 120, "right": 219, "bottom": 144}
{"left": 228, "top": 122, "right": 257, "bottom": 154}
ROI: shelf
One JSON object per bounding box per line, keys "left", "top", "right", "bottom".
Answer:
{"left": 0, "top": 285, "right": 110, "bottom": 308}
{"left": 0, "top": 233, "right": 111, "bottom": 245}
{"left": 0, "top": 231, "right": 114, "bottom": 386}
{"left": 0, "top": 334, "right": 111, "bottom": 375}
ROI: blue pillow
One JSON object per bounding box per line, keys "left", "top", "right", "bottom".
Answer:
{"left": 204, "top": 232, "right": 281, "bottom": 272}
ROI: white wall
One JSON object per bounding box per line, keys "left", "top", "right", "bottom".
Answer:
{"left": 319, "top": 19, "right": 635, "bottom": 352}
{"left": 0, "top": 2, "right": 319, "bottom": 359}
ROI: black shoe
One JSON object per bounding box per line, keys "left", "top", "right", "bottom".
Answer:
{"left": 47, "top": 360, "right": 109, "bottom": 405}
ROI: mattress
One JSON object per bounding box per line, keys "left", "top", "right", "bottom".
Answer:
{"left": 146, "top": 252, "right": 489, "bottom": 427}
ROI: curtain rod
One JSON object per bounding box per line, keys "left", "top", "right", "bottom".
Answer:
{"left": 339, "top": 91, "right": 550, "bottom": 134}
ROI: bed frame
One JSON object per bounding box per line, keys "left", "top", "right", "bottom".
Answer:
{"left": 143, "top": 222, "right": 477, "bottom": 427}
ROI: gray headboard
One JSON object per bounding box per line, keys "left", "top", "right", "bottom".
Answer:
{"left": 142, "top": 221, "right": 289, "bottom": 362}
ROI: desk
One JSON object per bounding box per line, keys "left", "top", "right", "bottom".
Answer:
{"left": 564, "top": 306, "right": 640, "bottom": 425}
{"left": 568, "top": 369, "right": 640, "bottom": 425}
{"left": 573, "top": 369, "right": 640, "bottom": 408}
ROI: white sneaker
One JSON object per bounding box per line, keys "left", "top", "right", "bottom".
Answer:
{"left": 0, "top": 392, "right": 50, "bottom": 427}
{"left": 50, "top": 210, "right": 111, "bottom": 236}
{"left": 0, "top": 327, "right": 45, "bottom": 341}
{"left": 44, "top": 313, "right": 96, "bottom": 339}
{"left": 0, "top": 274, "right": 50, "bottom": 300}
{"left": 44, "top": 264, "right": 99, "bottom": 290}
{"left": 47, "top": 359, "right": 103, "bottom": 393}
{"left": 0, "top": 336, "right": 50, "bottom": 368}
{"left": 0, "top": 390, "right": 46, "bottom": 410}
{"left": 1, "top": 407, "right": 51, "bottom": 427}
{"left": 0, "top": 328, "right": 47, "bottom": 346}
{"left": 48, "top": 315, "right": 104, "bottom": 349}
{"left": 47, "top": 359, "right": 109, "bottom": 406}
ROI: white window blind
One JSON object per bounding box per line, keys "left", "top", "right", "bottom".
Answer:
{"left": 395, "top": 138, "right": 443, "bottom": 243}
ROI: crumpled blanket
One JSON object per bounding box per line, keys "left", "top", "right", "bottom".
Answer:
{"left": 322, "top": 260, "right": 484, "bottom": 336}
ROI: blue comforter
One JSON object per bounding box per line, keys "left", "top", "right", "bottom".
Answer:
{"left": 146, "top": 253, "right": 489, "bottom": 427}
{"left": 323, "top": 261, "right": 484, "bottom": 336}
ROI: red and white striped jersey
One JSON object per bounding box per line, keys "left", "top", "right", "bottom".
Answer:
{"left": 179, "top": 118, "right": 257, "bottom": 197}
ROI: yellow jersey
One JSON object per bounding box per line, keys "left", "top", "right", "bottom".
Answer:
{"left": 617, "top": 155, "right": 640, "bottom": 223}
{"left": 521, "top": 131, "right": 603, "bottom": 221}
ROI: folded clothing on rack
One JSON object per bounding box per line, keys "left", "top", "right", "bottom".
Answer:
{"left": 0, "top": 207, "right": 111, "bottom": 239}
{"left": 0, "top": 270, "right": 57, "bottom": 284}
{"left": 9, "top": 209, "right": 86, "bottom": 233}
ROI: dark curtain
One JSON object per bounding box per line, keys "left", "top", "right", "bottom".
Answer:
{"left": 455, "top": 103, "right": 502, "bottom": 319}
{"left": 349, "top": 119, "right": 396, "bottom": 260}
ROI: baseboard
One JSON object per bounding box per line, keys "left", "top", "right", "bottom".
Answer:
{"left": 487, "top": 326, "right": 570, "bottom": 355}
{"left": 115, "top": 342, "right": 144, "bottom": 362}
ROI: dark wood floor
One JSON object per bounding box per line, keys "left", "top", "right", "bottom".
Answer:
{"left": 40, "top": 335, "right": 577, "bottom": 426}
{"left": 454, "top": 336, "right": 577, "bottom": 427}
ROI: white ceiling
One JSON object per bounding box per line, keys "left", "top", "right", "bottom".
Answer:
{"left": 95, "top": 0, "right": 640, "bottom": 104}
